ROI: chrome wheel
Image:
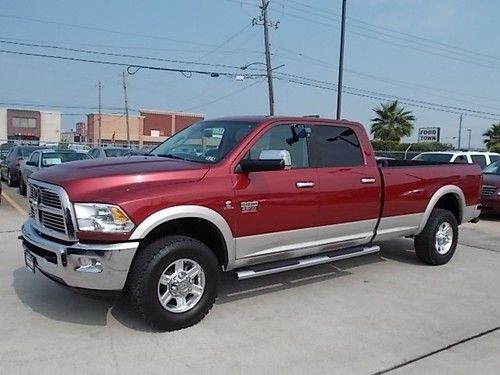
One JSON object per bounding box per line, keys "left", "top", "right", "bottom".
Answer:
{"left": 157, "top": 258, "right": 206, "bottom": 313}
{"left": 435, "top": 222, "right": 453, "bottom": 255}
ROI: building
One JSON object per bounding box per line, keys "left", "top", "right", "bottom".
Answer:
{"left": 0, "top": 108, "right": 61, "bottom": 143}
{"left": 86, "top": 110, "right": 203, "bottom": 147}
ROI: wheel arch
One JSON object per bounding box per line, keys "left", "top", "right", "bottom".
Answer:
{"left": 129, "top": 205, "right": 235, "bottom": 270}
{"left": 416, "top": 185, "right": 465, "bottom": 235}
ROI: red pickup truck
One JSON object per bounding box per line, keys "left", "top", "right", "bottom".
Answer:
{"left": 21, "top": 116, "right": 482, "bottom": 331}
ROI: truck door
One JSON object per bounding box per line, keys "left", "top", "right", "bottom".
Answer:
{"left": 232, "top": 123, "right": 319, "bottom": 260}
{"left": 310, "top": 124, "right": 381, "bottom": 248}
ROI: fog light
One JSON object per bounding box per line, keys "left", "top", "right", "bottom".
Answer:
{"left": 74, "top": 258, "right": 103, "bottom": 273}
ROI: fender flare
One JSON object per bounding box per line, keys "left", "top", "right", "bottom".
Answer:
{"left": 415, "top": 185, "right": 465, "bottom": 235}
{"left": 129, "top": 205, "right": 236, "bottom": 269}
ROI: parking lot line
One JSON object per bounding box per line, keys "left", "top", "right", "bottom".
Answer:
{"left": 1, "top": 190, "right": 28, "bottom": 216}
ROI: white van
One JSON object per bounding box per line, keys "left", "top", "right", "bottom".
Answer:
{"left": 412, "top": 151, "right": 500, "bottom": 169}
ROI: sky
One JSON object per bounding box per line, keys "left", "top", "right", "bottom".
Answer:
{"left": 0, "top": 0, "right": 499, "bottom": 148}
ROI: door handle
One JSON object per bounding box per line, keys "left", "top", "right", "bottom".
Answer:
{"left": 296, "top": 181, "right": 315, "bottom": 188}
{"left": 361, "top": 178, "right": 376, "bottom": 184}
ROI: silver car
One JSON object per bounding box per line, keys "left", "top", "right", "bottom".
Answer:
{"left": 19, "top": 149, "right": 91, "bottom": 195}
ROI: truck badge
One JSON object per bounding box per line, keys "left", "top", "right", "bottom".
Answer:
{"left": 224, "top": 200, "right": 233, "bottom": 210}
{"left": 240, "top": 201, "right": 259, "bottom": 213}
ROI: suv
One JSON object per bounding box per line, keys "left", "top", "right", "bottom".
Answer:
{"left": 413, "top": 151, "right": 499, "bottom": 169}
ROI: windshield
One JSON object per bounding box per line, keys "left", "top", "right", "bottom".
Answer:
{"left": 413, "top": 153, "right": 453, "bottom": 162}
{"left": 483, "top": 160, "right": 500, "bottom": 174}
{"left": 41, "top": 152, "right": 90, "bottom": 167}
{"left": 104, "top": 148, "right": 132, "bottom": 157}
{"left": 151, "top": 120, "right": 257, "bottom": 163}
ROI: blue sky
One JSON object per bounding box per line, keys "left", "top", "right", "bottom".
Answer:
{"left": 0, "top": 0, "right": 499, "bottom": 148}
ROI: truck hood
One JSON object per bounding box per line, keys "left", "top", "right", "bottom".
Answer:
{"left": 483, "top": 173, "right": 500, "bottom": 187}
{"left": 30, "top": 155, "right": 210, "bottom": 203}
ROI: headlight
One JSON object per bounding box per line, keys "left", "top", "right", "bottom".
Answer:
{"left": 74, "top": 203, "right": 135, "bottom": 232}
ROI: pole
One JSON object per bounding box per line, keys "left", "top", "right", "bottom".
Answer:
{"left": 336, "top": 0, "right": 347, "bottom": 120}
{"left": 467, "top": 129, "right": 472, "bottom": 150}
{"left": 122, "top": 70, "right": 131, "bottom": 148}
{"left": 457, "top": 114, "right": 462, "bottom": 149}
{"left": 261, "top": 0, "right": 275, "bottom": 115}
{"left": 98, "top": 81, "right": 102, "bottom": 146}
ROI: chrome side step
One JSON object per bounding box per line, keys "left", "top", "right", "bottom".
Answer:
{"left": 236, "top": 245, "right": 380, "bottom": 280}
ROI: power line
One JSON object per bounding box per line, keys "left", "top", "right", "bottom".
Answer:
{"left": 0, "top": 39, "right": 245, "bottom": 70}
{"left": 273, "top": 2, "right": 500, "bottom": 70}
{"left": 0, "top": 48, "right": 267, "bottom": 78}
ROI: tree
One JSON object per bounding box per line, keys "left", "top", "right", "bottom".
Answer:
{"left": 370, "top": 100, "right": 415, "bottom": 142}
{"left": 482, "top": 122, "right": 500, "bottom": 150}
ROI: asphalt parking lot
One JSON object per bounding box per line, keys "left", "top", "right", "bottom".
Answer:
{"left": 1, "top": 184, "right": 499, "bottom": 374}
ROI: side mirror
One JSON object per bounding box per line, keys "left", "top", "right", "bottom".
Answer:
{"left": 239, "top": 159, "right": 285, "bottom": 173}
{"left": 26, "top": 161, "right": 36, "bottom": 166}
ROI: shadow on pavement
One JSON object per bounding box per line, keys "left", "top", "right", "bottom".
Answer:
{"left": 12, "top": 241, "right": 421, "bottom": 331}
{"left": 376, "top": 238, "right": 424, "bottom": 266}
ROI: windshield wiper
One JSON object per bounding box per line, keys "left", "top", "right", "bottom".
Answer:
{"left": 156, "top": 153, "right": 186, "bottom": 160}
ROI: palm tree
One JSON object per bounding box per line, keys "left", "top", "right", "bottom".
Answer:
{"left": 370, "top": 100, "right": 415, "bottom": 142}
{"left": 483, "top": 122, "right": 500, "bottom": 150}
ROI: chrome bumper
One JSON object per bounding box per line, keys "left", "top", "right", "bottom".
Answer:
{"left": 21, "top": 220, "right": 139, "bottom": 291}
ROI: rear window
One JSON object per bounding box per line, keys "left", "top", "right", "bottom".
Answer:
{"left": 470, "top": 155, "right": 487, "bottom": 169}
{"left": 104, "top": 148, "right": 131, "bottom": 157}
{"left": 21, "top": 147, "right": 41, "bottom": 157}
{"left": 413, "top": 153, "right": 453, "bottom": 162}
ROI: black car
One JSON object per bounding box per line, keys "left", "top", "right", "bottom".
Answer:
{"left": 0, "top": 145, "right": 46, "bottom": 187}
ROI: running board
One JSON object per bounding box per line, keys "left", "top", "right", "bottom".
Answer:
{"left": 236, "top": 245, "right": 380, "bottom": 280}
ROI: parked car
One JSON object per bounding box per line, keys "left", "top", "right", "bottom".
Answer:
{"left": 480, "top": 159, "right": 500, "bottom": 215}
{"left": 0, "top": 145, "right": 46, "bottom": 187}
{"left": 21, "top": 116, "right": 482, "bottom": 331}
{"left": 0, "top": 142, "right": 15, "bottom": 161}
{"left": 18, "top": 149, "right": 91, "bottom": 195}
{"left": 88, "top": 147, "right": 133, "bottom": 158}
{"left": 413, "top": 151, "right": 500, "bottom": 169}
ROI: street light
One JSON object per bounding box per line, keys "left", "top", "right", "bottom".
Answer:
{"left": 240, "top": 62, "right": 285, "bottom": 71}
{"left": 467, "top": 128, "right": 472, "bottom": 150}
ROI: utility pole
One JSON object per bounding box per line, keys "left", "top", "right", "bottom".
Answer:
{"left": 122, "top": 70, "right": 131, "bottom": 148}
{"left": 467, "top": 128, "right": 472, "bottom": 150}
{"left": 457, "top": 114, "right": 463, "bottom": 149}
{"left": 98, "top": 81, "right": 102, "bottom": 147}
{"left": 336, "top": 0, "right": 347, "bottom": 120}
{"left": 253, "top": 0, "right": 279, "bottom": 115}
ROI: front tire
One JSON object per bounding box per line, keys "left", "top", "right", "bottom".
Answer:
{"left": 7, "top": 170, "right": 17, "bottom": 187}
{"left": 126, "top": 235, "right": 220, "bottom": 331}
{"left": 19, "top": 174, "right": 26, "bottom": 196}
{"left": 414, "top": 208, "right": 458, "bottom": 265}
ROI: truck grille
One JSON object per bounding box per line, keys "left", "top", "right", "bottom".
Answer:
{"left": 481, "top": 185, "right": 497, "bottom": 197}
{"left": 28, "top": 181, "right": 75, "bottom": 240}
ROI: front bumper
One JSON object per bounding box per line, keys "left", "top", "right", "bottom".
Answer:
{"left": 480, "top": 196, "right": 500, "bottom": 214}
{"left": 21, "top": 220, "right": 139, "bottom": 291}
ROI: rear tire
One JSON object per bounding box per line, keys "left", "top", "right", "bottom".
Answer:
{"left": 414, "top": 208, "right": 458, "bottom": 265}
{"left": 126, "top": 235, "right": 220, "bottom": 331}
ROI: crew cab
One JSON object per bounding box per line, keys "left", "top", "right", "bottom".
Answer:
{"left": 20, "top": 116, "right": 482, "bottom": 331}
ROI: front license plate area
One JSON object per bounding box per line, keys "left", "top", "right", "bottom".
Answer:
{"left": 25, "top": 251, "right": 36, "bottom": 273}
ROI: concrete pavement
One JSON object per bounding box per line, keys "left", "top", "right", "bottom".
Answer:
{"left": 0, "top": 186, "right": 499, "bottom": 374}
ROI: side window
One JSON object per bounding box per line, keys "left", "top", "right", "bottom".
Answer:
{"left": 453, "top": 155, "right": 467, "bottom": 164}
{"left": 311, "top": 125, "right": 364, "bottom": 168}
{"left": 471, "top": 155, "right": 487, "bottom": 169}
{"left": 30, "top": 152, "right": 40, "bottom": 166}
{"left": 90, "top": 149, "right": 99, "bottom": 158}
{"left": 246, "top": 124, "right": 310, "bottom": 168}
{"left": 488, "top": 155, "right": 499, "bottom": 164}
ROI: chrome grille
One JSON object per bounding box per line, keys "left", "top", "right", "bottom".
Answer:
{"left": 481, "top": 185, "right": 497, "bottom": 197}
{"left": 40, "top": 211, "right": 66, "bottom": 232}
{"left": 28, "top": 181, "right": 75, "bottom": 240}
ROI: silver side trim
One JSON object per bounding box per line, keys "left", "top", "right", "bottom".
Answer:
{"left": 373, "top": 213, "right": 423, "bottom": 242}
{"left": 236, "top": 219, "right": 377, "bottom": 262}
{"left": 236, "top": 245, "right": 380, "bottom": 280}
